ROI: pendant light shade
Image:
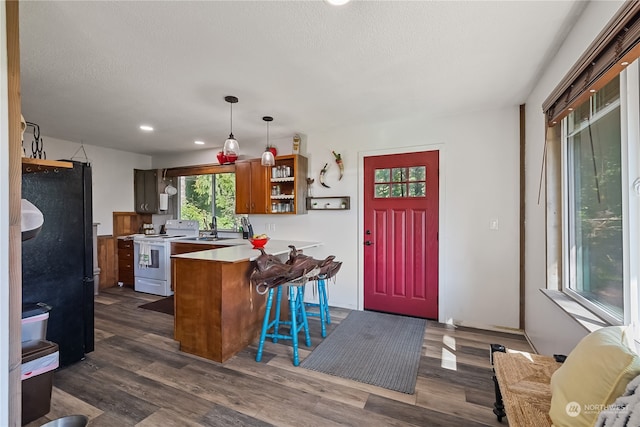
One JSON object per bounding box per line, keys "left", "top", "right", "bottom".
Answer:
{"left": 223, "top": 95, "right": 239, "bottom": 161}
{"left": 261, "top": 116, "right": 275, "bottom": 167}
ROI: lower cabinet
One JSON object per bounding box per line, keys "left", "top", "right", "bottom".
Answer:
{"left": 117, "top": 239, "right": 134, "bottom": 287}
{"left": 171, "top": 242, "right": 221, "bottom": 255}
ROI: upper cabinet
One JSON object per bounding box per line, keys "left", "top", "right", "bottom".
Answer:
{"left": 235, "top": 154, "right": 308, "bottom": 215}
{"left": 134, "top": 169, "right": 159, "bottom": 213}
{"left": 269, "top": 154, "right": 308, "bottom": 215}
{"left": 235, "top": 159, "right": 270, "bottom": 214}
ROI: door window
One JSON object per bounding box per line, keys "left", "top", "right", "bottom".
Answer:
{"left": 374, "top": 166, "right": 426, "bottom": 198}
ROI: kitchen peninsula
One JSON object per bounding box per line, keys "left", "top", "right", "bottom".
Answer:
{"left": 171, "top": 239, "right": 321, "bottom": 363}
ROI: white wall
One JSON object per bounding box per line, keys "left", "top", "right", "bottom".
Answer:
{"left": 524, "top": 0, "right": 625, "bottom": 355}
{"left": 26, "top": 135, "right": 152, "bottom": 235}
{"left": 1, "top": 1, "right": 11, "bottom": 423}
{"left": 155, "top": 106, "right": 522, "bottom": 329}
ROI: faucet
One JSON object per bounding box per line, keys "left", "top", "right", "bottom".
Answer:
{"left": 211, "top": 217, "right": 218, "bottom": 239}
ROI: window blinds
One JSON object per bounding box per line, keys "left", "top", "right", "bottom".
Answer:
{"left": 543, "top": 1, "right": 640, "bottom": 126}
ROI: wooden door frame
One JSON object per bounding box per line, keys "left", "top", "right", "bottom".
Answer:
{"left": 357, "top": 144, "right": 444, "bottom": 321}
{"left": 3, "top": 0, "right": 22, "bottom": 424}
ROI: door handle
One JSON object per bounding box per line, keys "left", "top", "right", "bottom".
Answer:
{"left": 364, "top": 241, "right": 373, "bottom": 246}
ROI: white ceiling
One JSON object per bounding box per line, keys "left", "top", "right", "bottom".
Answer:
{"left": 19, "top": 1, "right": 585, "bottom": 156}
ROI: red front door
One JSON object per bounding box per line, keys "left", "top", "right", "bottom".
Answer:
{"left": 363, "top": 151, "right": 439, "bottom": 319}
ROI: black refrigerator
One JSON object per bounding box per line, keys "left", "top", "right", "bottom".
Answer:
{"left": 22, "top": 161, "right": 95, "bottom": 367}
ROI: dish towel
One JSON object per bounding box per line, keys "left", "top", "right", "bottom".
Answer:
{"left": 138, "top": 242, "right": 152, "bottom": 268}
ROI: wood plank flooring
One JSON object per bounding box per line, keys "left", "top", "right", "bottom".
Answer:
{"left": 25, "top": 287, "right": 531, "bottom": 426}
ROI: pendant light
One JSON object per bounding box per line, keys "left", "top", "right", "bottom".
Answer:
{"left": 223, "top": 95, "right": 239, "bottom": 162}
{"left": 261, "top": 116, "right": 275, "bottom": 167}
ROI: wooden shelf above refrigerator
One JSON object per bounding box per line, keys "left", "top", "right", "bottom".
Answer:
{"left": 22, "top": 158, "right": 73, "bottom": 174}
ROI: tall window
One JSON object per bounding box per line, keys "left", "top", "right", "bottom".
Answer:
{"left": 178, "top": 173, "right": 236, "bottom": 230}
{"left": 563, "top": 76, "right": 623, "bottom": 322}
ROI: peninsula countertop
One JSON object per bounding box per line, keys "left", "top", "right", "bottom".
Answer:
{"left": 170, "top": 239, "right": 322, "bottom": 263}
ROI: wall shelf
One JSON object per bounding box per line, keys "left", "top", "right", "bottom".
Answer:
{"left": 22, "top": 158, "right": 73, "bottom": 174}
{"left": 306, "top": 196, "right": 350, "bottom": 210}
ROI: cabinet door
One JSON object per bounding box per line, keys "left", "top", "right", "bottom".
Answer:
{"left": 134, "top": 169, "right": 147, "bottom": 213}
{"left": 249, "top": 160, "right": 269, "bottom": 214}
{"left": 144, "top": 169, "right": 158, "bottom": 213}
{"left": 235, "top": 161, "right": 251, "bottom": 214}
{"left": 134, "top": 169, "right": 159, "bottom": 213}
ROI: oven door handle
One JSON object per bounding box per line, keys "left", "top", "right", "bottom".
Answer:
{"left": 135, "top": 242, "right": 166, "bottom": 248}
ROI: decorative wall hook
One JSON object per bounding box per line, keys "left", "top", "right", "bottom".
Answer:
{"left": 25, "top": 121, "right": 46, "bottom": 159}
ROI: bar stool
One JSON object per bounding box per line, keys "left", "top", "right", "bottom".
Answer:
{"left": 303, "top": 274, "right": 330, "bottom": 337}
{"left": 255, "top": 279, "right": 311, "bottom": 367}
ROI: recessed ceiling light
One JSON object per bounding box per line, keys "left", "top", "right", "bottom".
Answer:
{"left": 325, "top": 0, "right": 350, "bottom": 5}
{"left": 589, "top": 89, "right": 596, "bottom": 93}
{"left": 622, "top": 61, "right": 629, "bottom": 66}
{"left": 139, "top": 125, "right": 154, "bottom": 131}
{"left": 194, "top": 140, "right": 205, "bottom": 145}
{"left": 568, "top": 108, "right": 574, "bottom": 111}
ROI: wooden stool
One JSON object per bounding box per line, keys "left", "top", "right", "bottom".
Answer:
{"left": 255, "top": 282, "right": 311, "bottom": 366}
{"left": 303, "top": 275, "right": 331, "bottom": 337}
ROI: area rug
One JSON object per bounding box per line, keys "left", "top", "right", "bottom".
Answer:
{"left": 139, "top": 296, "right": 174, "bottom": 315}
{"left": 300, "top": 310, "right": 426, "bottom": 394}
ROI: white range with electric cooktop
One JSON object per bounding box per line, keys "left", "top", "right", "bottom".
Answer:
{"left": 133, "top": 219, "right": 199, "bottom": 296}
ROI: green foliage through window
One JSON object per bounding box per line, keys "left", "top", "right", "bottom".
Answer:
{"left": 178, "top": 173, "right": 236, "bottom": 230}
{"left": 374, "top": 166, "right": 426, "bottom": 198}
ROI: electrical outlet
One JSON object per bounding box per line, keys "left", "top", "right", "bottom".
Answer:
{"left": 489, "top": 219, "right": 499, "bottom": 230}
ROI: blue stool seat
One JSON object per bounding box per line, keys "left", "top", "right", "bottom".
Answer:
{"left": 255, "top": 282, "right": 311, "bottom": 366}
{"left": 303, "top": 275, "right": 331, "bottom": 337}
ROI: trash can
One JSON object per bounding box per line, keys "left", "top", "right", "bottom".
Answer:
{"left": 21, "top": 302, "right": 52, "bottom": 343}
{"left": 21, "top": 340, "right": 59, "bottom": 425}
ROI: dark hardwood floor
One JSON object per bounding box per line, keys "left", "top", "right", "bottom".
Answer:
{"left": 25, "top": 287, "right": 531, "bottom": 426}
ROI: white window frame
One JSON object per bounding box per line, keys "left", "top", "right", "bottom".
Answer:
{"left": 559, "top": 63, "right": 640, "bottom": 332}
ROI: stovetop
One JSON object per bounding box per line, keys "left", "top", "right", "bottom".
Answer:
{"left": 133, "top": 219, "right": 200, "bottom": 243}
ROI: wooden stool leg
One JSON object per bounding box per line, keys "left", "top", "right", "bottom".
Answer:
{"left": 255, "top": 288, "right": 275, "bottom": 362}
{"left": 289, "top": 285, "right": 301, "bottom": 366}
{"left": 321, "top": 278, "right": 331, "bottom": 324}
{"left": 272, "top": 286, "right": 283, "bottom": 343}
{"left": 297, "top": 286, "right": 311, "bottom": 347}
{"left": 316, "top": 279, "right": 326, "bottom": 337}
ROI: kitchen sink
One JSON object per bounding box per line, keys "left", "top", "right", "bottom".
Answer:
{"left": 181, "top": 236, "right": 234, "bottom": 242}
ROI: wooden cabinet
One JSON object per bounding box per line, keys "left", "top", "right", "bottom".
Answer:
{"left": 134, "top": 169, "right": 158, "bottom": 213}
{"left": 269, "top": 154, "right": 308, "bottom": 215}
{"left": 235, "top": 159, "right": 270, "bottom": 214}
{"left": 171, "top": 242, "right": 222, "bottom": 255}
{"left": 117, "top": 238, "right": 134, "bottom": 287}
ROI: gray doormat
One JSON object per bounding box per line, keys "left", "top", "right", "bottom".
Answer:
{"left": 300, "top": 310, "right": 426, "bottom": 394}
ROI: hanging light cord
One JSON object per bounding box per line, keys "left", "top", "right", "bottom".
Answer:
{"left": 266, "top": 120, "right": 270, "bottom": 147}
{"left": 229, "top": 101, "right": 234, "bottom": 137}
